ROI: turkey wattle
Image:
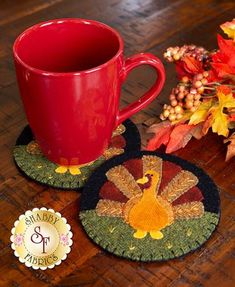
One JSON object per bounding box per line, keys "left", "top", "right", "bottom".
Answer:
{"left": 96, "top": 155, "right": 204, "bottom": 240}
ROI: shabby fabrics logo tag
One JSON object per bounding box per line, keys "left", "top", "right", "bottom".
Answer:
{"left": 10, "top": 208, "right": 73, "bottom": 270}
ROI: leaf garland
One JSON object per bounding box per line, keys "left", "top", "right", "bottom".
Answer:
{"left": 147, "top": 19, "right": 235, "bottom": 160}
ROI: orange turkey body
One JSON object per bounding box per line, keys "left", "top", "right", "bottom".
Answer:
{"left": 96, "top": 155, "right": 204, "bottom": 240}
{"left": 124, "top": 170, "right": 174, "bottom": 238}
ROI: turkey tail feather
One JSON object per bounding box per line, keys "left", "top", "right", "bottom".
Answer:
{"left": 161, "top": 170, "right": 199, "bottom": 203}
{"left": 173, "top": 201, "right": 204, "bottom": 219}
{"left": 106, "top": 165, "right": 142, "bottom": 199}
{"left": 96, "top": 199, "right": 125, "bottom": 218}
{"left": 142, "top": 155, "right": 162, "bottom": 193}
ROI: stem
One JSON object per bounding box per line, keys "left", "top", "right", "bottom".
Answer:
{"left": 204, "top": 87, "right": 216, "bottom": 91}
{"left": 206, "top": 82, "right": 235, "bottom": 88}
{"left": 206, "top": 82, "right": 221, "bottom": 86}
{"left": 201, "top": 95, "right": 217, "bottom": 99}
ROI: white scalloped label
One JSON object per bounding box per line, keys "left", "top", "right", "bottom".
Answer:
{"left": 10, "top": 208, "right": 73, "bottom": 270}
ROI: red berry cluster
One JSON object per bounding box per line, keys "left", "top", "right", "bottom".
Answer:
{"left": 163, "top": 45, "right": 208, "bottom": 62}
{"left": 160, "top": 72, "right": 210, "bottom": 122}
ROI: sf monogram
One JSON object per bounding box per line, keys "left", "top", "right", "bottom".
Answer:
{"left": 11, "top": 208, "right": 73, "bottom": 269}
{"left": 31, "top": 226, "right": 50, "bottom": 253}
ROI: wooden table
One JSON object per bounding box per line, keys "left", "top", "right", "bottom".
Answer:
{"left": 0, "top": 0, "right": 235, "bottom": 286}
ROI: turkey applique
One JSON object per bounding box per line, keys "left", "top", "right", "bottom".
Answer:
{"left": 96, "top": 155, "right": 204, "bottom": 240}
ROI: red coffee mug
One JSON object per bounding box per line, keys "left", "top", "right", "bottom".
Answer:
{"left": 13, "top": 19, "right": 165, "bottom": 165}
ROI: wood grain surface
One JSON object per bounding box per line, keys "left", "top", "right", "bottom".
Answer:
{"left": 0, "top": 0, "right": 235, "bottom": 286}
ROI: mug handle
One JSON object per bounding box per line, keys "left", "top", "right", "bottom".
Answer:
{"left": 116, "top": 53, "right": 165, "bottom": 126}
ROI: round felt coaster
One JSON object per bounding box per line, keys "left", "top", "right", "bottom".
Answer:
{"left": 13, "top": 119, "right": 141, "bottom": 190}
{"left": 79, "top": 151, "right": 220, "bottom": 262}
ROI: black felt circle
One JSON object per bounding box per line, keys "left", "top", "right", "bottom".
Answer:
{"left": 13, "top": 119, "right": 141, "bottom": 190}
{"left": 79, "top": 150, "right": 220, "bottom": 262}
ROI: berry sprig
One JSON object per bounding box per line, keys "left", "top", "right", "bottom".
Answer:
{"left": 160, "top": 71, "right": 210, "bottom": 121}
{"left": 163, "top": 45, "right": 208, "bottom": 62}
{"left": 147, "top": 19, "right": 235, "bottom": 161}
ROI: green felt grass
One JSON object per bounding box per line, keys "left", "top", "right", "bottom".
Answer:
{"left": 80, "top": 210, "right": 219, "bottom": 261}
{"left": 13, "top": 120, "right": 140, "bottom": 190}
{"left": 14, "top": 145, "right": 105, "bottom": 189}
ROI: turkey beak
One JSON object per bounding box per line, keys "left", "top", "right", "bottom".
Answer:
{"left": 137, "top": 175, "right": 149, "bottom": 184}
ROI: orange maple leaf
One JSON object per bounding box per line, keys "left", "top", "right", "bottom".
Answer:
{"left": 175, "top": 56, "right": 203, "bottom": 79}
{"left": 166, "top": 124, "right": 196, "bottom": 153}
{"left": 146, "top": 121, "right": 173, "bottom": 151}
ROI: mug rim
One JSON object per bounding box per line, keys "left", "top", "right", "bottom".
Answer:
{"left": 13, "top": 18, "right": 124, "bottom": 76}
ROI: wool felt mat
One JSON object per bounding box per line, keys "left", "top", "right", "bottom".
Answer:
{"left": 79, "top": 150, "right": 220, "bottom": 262}
{"left": 13, "top": 119, "right": 141, "bottom": 190}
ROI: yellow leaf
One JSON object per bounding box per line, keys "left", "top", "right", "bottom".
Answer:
{"left": 216, "top": 86, "right": 235, "bottom": 109}
{"left": 221, "top": 19, "right": 235, "bottom": 40}
{"left": 189, "top": 100, "right": 213, "bottom": 125}
{"left": 210, "top": 107, "right": 229, "bottom": 137}
{"left": 205, "top": 86, "right": 235, "bottom": 137}
{"left": 207, "top": 87, "right": 235, "bottom": 137}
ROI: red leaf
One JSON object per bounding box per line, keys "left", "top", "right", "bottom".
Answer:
{"left": 166, "top": 124, "right": 195, "bottom": 153}
{"left": 183, "top": 56, "right": 203, "bottom": 74}
{"left": 211, "top": 35, "right": 235, "bottom": 80}
{"left": 216, "top": 85, "right": 232, "bottom": 95}
{"left": 211, "top": 62, "right": 235, "bottom": 80}
{"left": 175, "top": 56, "right": 203, "bottom": 79}
{"left": 175, "top": 61, "right": 191, "bottom": 79}
{"left": 207, "top": 69, "right": 219, "bottom": 82}
{"left": 217, "top": 34, "right": 235, "bottom": 64}
{"left": 146, "top": 121, "right": 174, "bottom": 151}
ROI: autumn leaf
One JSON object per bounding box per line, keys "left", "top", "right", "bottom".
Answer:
{"left": 190, "top": 123, "right": 204, "bottom": 140}
{"left": 146, "top": 121, "right": 174, "bottom": 151}
{"left": 221, "top": 19, "right": 235, "bottom": 41}
{"left": 166, "top": 124, "right": 196, "bottom": 153}
{"left": 147, "top": 120, "right": 172, "bottom": 134}
{"left": 211, "top": 35, "right": 235, "bottom": 80}
{"left": 224, "top": 132, "right": 235, "bottom": 161}
{"left": 147, "top": 121, "right": 206, "bottom": 153}
{"left": 210, "top": 106, "right": 229, "bottom": 136}
{"left": 216, "top": 85, "right": 235, "bottom": 106}
{"left": 209, "top": 86, "right": 235, "bottom": 137}
{"left": 183, "top": 56, "right": 203, "bottom": 74}
{"left": 189, "top": 99, "right": 213, "bottom": 125}
{"left": 175, "top": 56, "right": 203, "bottom": 79}
{"left": 188, "top": 86, "right": 235, "bottom": 137}
{"left": 217, "top": 85, "right": 233, "bottom": 95}
{"left": 202, "top": 114, "right": 213, "bottom": 135}
{"left": 207, "top": 68, "right": 220, "bottom": 83}
{"left": 147, "top": 117, "right": 209, "bottom": 153}
{"left": 175, "top": 61, "right": 190, "bottom": 79}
